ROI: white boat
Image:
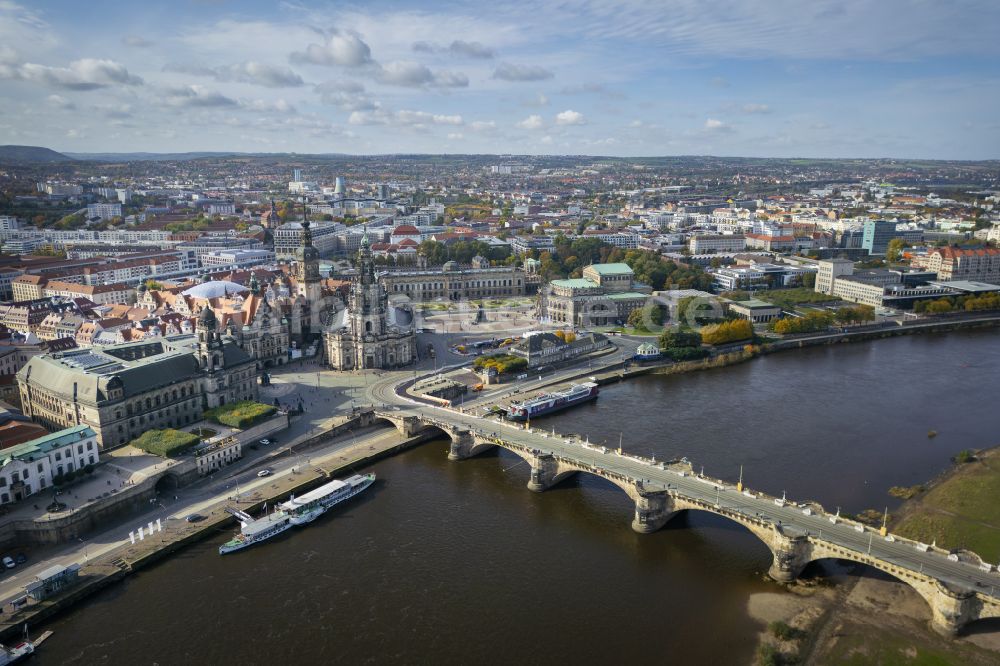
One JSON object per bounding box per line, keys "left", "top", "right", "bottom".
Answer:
{"left": 280, "top": 473, "right": 375, "bottom": 526}
{"left": 219, "top": 507, "right": 293, "bottom": 555}
{"left": 0, "top": 637, "right": 34, "bottom": 666}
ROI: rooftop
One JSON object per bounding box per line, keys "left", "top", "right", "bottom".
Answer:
{"left": 2, "top": 425, "right": 95, "bottom": 463}
{"left": 734, "top": 299, "right": 779, "bottom": 309}
{"left": 586, "top": 263, "right": 633, "bottom": 275}
{"left": 551, "top": 278, "right": 599, "bottom": 289}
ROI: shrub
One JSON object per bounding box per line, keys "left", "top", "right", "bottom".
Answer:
{"left": 52, "top": 473, "right": 65, "bottom": 486}
{"left": 473, "top": 353, "right": 528, "bottom": 375}
{"left": 131, "top": 429, "right": 201, "bottom": 458}
{"left": 203, "top": 401, "right": 277, "bottom": 429}
{"left": 756, "top": 643, "right": 780, "bottom": 666}
{"left": 84, "top": 464, "right": 95, "bottom": 475}
{"left": 665, "top": 346, "right": 709, "bottom": 362}
{"left": 769, "top": 620, "right": 802, "bottom": 641}
{"left": 955, "top": 449, "right": 976, "bottom": 464}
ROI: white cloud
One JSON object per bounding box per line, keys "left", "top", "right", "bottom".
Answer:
{"left": 447, "top": 132, "right": 464, "bottom": 140}
{"left": 0, "top": 57, "right": 143, "bottom": 90}
{"left": 348, "top": 109, "right": 464, "bottom": 127}
{"left": 555, "top": 109, "right": 585, "bottom": 125}
{"left": 315, "top": 80, "right": 377, "bottom": 111}
{"left": 164, "top": 61, "right": 304, "bottom": 88}
{"left": 376, "top": 60, "right": 468, "bottom": 88}
{"left": 47, "top": 94, "right": 75, "bottom": 110}
{"left": 413, "top": 39, "right": 495, "bottom": 59}
{"left": 290, "top": 29, "right": 373, "bottom": 67}
{"left": 470, "top": 120, "right": 497, "bottom": 131}
{"left": 741, "top": 103, "right": 771, "bottom": 114}
{"left": 704, "top": 118, "right": 732, "bottom": 132}
{"left": 540, "top": 135, "right": 553, "bottom": 144}
{"left": 493, "top": 62, "right": 553, "bottom": 81}
{"left": 164, "top": 85, "right": 237, "bottom": 108}
{"left": 516, "top": 114, "right": 544, "bottom": 129}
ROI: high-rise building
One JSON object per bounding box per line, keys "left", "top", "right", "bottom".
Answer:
{"left": 862, "top": 220, "right": 901, "bottom": 255}
{"left": 293, "top": 169, "right": 302, "bottom": 182}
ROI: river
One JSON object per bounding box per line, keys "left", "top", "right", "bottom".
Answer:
{"left": 35, "top": 330, "right": 1000, "bottom": 664}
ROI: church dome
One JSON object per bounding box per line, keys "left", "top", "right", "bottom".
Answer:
{"left": 442, "top": 260, "right": 459, "bottom": 272}
{"left": 182, "top": 280, "right": 250, "bottom": 299}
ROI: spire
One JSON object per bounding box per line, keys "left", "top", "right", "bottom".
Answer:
{"left": 249, "top": 272, "right": 260, "bottom": 295}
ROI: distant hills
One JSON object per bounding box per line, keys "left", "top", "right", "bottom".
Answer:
{"left": 0, "top": 145, "right": 73, "bottom": 164}
{"left": 63, "top": 151, "right": 247, "bottom": 162}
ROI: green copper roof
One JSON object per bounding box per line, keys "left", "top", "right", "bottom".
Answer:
{"left": 551, "top": 278, "right": 599, "bottom": 289}
{"left": 587, "top": 263, "right": 633, "bottom": 275}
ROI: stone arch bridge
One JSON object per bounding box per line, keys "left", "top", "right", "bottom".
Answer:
{"left": 374, "top": 409, "right": 1000, "bottom": 636}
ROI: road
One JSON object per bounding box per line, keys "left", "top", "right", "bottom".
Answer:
{"left": 0, "top": 427, "right": 404, "bottom": 609}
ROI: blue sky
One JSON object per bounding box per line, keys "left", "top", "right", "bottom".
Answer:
{"left": 1, "top": 0, "right": 998, "bottom": 158}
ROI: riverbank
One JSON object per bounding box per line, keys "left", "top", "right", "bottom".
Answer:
{"left": 0, "top": 421, "right": 434, "bottom": 642}
{"left": 892, "top": 445, "right": 1000, "bottom": 567}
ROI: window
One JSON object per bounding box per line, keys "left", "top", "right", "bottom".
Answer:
{"left": 54, "top": 451, "right": 61, "bottom": 461}
{"left": 37, "top": 463, "right": 43, "bottom": 473}
{"left": 0, "top": 478, "right": 5, "bottom": 487}
{"left": 87, "top": 442, "right": 93, "bottom": 450}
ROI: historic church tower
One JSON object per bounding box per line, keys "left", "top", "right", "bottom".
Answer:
{"left": 296, "top": 203, "right": 322, "bottom": 303}
{"left": 349, "top": 231, "right": 387, "bottom": 338}
{"left": 196, "top": 306, "right": 224, "bottom": 372}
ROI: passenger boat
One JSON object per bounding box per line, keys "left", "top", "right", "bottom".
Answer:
{"left": 280, "top": 473, "right": 376, "bottom": 526}
{"left": 507, "top": 382, "right": 599, "bottom": 420}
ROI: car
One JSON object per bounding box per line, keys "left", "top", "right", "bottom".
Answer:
{"left": 259, "top": 438, "right": 271, "bottom": 446}
{"left": 185, "top": 513, "right": 205, "bottom": 523}
{"left": 2, "top": 556, "right": 14, "bottom": 569}
{"left": 14, "top": 554, "right": 26, "bottom": 565}
{"left": 257, "top": 469, "right": 272, "bottom": 478}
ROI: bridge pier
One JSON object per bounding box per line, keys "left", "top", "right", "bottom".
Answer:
{"left": 631, "top": 491, "right": 675, "bottom": 533}
{"left": 767, "top": 534, "right": 809, "bottom": 583}
{"left": 447, "top": 431, "right": 477, "bottom": 461}
{"left": 929, "top": 584, "right": 975, "bottom": 636}
{"left": 527, "top": 454, "right": 576, "bottom": 492}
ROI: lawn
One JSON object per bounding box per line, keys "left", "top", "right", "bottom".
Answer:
{"left": 893, "top": 449, "right": 1000, "bottom": 561}
{"left": 131, "top": 429, "right": 200, "bottom": 458}
{"left": 203, "top": 401, "right": 277, "bottom": 429}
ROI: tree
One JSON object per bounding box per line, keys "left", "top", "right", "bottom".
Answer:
{"left": 802, "top": 272, "right": 816, "bottom": 289}
{"left": 658, "top": 328, "right": 701, "bottom": 350}
{"left": 700, "top": 319, "right": 753, "bottom": 345}
{"left": 886, "top": 237, "right": 910, "bottom": 263}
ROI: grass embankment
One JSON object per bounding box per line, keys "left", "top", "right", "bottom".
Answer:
{"left": 893, "top": 447, "right": 1000, "bottom": 561}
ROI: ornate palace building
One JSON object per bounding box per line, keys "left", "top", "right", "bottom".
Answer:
{"left": 323, "top": 233, "right": 416, "bottom": 370}
{"left": 16, "top": 307, "right": 258, "bottom": 449}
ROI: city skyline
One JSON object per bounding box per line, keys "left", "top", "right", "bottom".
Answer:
{"left": 1, "top": 0, "right": 999, "bottom": 159}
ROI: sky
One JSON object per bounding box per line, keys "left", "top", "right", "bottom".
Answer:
{"left": 0, "top": 0, "right": 998, "bottom": 159}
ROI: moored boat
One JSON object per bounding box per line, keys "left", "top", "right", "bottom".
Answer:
{"left": 507, "top": 382, "right": 599, "bottom": 420}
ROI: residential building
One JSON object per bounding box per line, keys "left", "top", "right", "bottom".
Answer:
{"left": 86, "top": 203, "right": 123, "bottom": 220}
{"left": 688, "top": 234, "right": 746, "bottom": 254}
{"left": 911, "top": 247, "right": 1000, "bottom": 282}
{"left": 194, "top": 435, "right": 242, "bottom": 476}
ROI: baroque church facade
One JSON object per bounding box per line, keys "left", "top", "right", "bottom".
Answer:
{"left": 323, "top": 233, "right": 416, "bottom": 370}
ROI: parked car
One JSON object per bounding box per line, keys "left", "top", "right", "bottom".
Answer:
{"left": 14, "top": 553, "right": 26, "bottom": 565}
{"left": 185, "top": 514, "right": 205, "bottom": 523}
{"left": 257, "top": 469, "right": 272, "bottom": 478}
{"left": 259, "top": 439, "right": 271, "bottom": 446}
{"left": 2, "top": 556, "right": 14, "bottom": 569}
